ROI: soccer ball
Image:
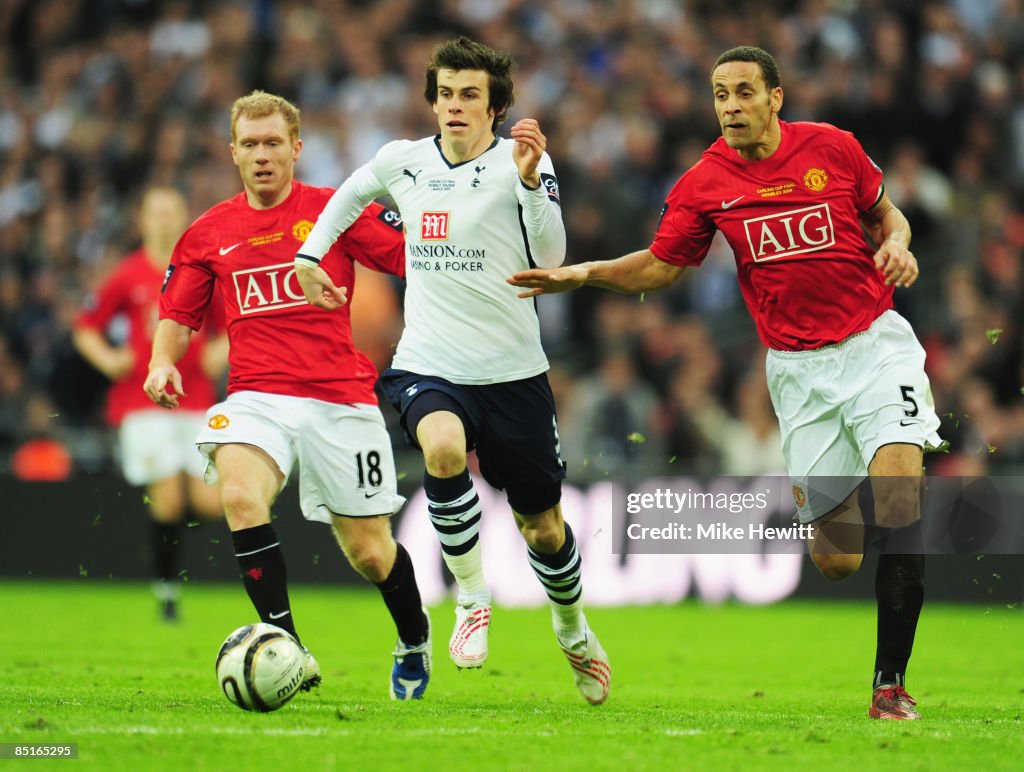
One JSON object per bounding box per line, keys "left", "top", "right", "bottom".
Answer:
{"left": 215, "top": 623, "right": 306, "bottom": 712}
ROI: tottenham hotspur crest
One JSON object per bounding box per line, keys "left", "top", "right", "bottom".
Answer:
{"left": 472, "top": 165, "right": 486, "bottom": 187}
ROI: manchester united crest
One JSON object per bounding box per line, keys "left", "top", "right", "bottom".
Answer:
{"left": 803, "top": 168, "right": 828, "bottom": 192}
{"left": 792, "top": 485, "right": 807, "bottom": 508}
{"left": 208, "top": 414, "right": 230, "bottom": 430}
{"left": 292, "top": 219, "right": 315, "bottom": 241}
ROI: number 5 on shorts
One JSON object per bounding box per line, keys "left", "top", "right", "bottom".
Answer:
{"left": 900, "top": 385, "right": 919, "bottom": 417}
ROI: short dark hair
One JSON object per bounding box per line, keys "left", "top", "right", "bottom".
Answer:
{"left": 424, "top": 36, "right": 515, "bottom": 132}
{"left": 712, "top": 46, "right": 782, "bottom": 90}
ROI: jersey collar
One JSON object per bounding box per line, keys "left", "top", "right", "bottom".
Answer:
{"left": 433, "top": 135, "right": 499, "bottom": 169}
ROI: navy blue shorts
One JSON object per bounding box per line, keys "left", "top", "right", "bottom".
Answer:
{"left": 378, "top": 369, "right": 567, "bottom": 496}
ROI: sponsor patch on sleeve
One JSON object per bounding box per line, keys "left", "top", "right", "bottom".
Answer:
{"left": 377, "top": 207, "right": 404, "bottom": 232}
{"left": 161, "top": 264, "right": 175, "bottom": 292}
{"left": 540, "top": 173, "right": 560, "bottom": 203}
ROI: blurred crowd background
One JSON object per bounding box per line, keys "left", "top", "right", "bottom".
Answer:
{"left": 2, "top": 0, "right": 1023, "bottom": 484}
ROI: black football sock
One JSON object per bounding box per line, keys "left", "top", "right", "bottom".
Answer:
{"left": 375, "top": 543, "right": 429, "bottom": 647}
{"left": 232, "top": 523, "right": 299, "bottom": 644}
{"left": 153, "top": 522, "right": 183, "bottom": 584}
{"left": 873, "top": 545, "right": 925, "bottom": 689}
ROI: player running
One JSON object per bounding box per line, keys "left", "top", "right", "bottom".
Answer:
{"left": 293, "top": 37, "right": 610, "bottom": 705}
{"left": 144, "top": 91, "right": 431, "bottom": 700}
{"left": 510, "top": 46, "right": 939, "bottom": 719}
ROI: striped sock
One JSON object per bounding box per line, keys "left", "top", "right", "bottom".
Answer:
{"left": 425, "top": 470, "right": 489, "bottom": 603}
{"left": 527, "top": 523, "right": 584, "bottom": 642}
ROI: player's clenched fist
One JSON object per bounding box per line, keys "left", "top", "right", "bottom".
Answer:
{"left": 873, "top": 241, "right": 919, "bottom": 288}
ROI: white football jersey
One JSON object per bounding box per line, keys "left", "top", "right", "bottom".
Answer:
{"left": 298, "top": 135, "right": 566, "bottom": 384}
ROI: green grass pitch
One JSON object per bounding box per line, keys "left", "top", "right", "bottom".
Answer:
{"left": 0, "top": 581, "right": 1020, "bottom": 770}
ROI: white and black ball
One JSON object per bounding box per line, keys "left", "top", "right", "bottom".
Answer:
{"left": 215, "top": 623, "right": 305, "bottom": 712}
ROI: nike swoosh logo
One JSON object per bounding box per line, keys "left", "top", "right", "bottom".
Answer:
{"left": 721, "top": 196, "right": 745, "bottom": 209}
{"left": 268, "top": 610, "right": 290, "bottom": 619}
{"left": 364, "top": 490, "right": 383, "bottom": 499}
{"left": 219, "top": 243, "right": 243, "bottom": 256}
{"left": 900, "top": 420, "right": 917, "bottom": 427}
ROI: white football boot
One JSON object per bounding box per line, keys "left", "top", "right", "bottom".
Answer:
{"left": 558, "top": 620, "right": 610, "bottom": 705}
{"left": 448, "top": 601, "right": 491, "bottom": 669}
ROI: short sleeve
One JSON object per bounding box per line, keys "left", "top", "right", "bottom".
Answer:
{"left": 343, "top": 202, "right": 406, "bottom": 278}
{"left": 159, "top": 227, "right": 216, "bottom": 331}
{"left": 649, "top": 169, "right": 717, "bottom": 267}
{"left": 836, "top": 128, "right": 884, "bottom": 214}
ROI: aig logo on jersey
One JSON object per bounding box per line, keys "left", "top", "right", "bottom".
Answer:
{"left": 421, "top": 211, "right": 450, "bottom": 241}
{"left": 743, "top": 203, "right": 836, "bottom": 262}
{"left": 231, "top": 262, "right": 307, "bottom": 314}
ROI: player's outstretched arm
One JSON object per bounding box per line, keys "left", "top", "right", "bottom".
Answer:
{"left": 508, "top": 249, "right": 686, "bottom": 297}
{"left": 863, "top": 190, "right": 918, "bottom": 288}
{"left": 293, "top": 263, "right": 348, "bottom": 310}
{"left": 144, "top": 319, "right": 193, "bottom": 409}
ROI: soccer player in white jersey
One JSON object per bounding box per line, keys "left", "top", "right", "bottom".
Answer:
{"left": 294, "top": 36, "right": 610, "bottom": 705}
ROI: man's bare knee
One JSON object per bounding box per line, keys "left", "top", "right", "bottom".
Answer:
{"left": 422, "top": 440, "right": 466, "bottom": 478}
{"left": 221, "top": 483, "right": 267, "bottom": 530}
{"left": 417, "top": 412, "right": 468, "bottom": 477}
{"left": 810, "top": 552, "right": 863, "bottom": 581}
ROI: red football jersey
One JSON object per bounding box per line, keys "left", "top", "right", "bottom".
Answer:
{"left": 75, "top": 249, "right": 218, "bottom": 425}
{"left": 651, "top": 121, "right": 891, "bottom": 350}
{"left": 160, "top": 180, "right": 404, "bottom": 403}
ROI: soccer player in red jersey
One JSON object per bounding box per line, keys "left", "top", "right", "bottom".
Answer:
{"left": 510, "top": 46, "right": 940, "bottom": 720}
{"left": 142, "top": 91, "right": 431, "bottom": 700}
{"left": 74, "top": 186, "right": 226, "bottom": 621}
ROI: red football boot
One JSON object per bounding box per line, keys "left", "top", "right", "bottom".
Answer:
{"left": 869, "top": 685, "right": 921, "bottom": 720}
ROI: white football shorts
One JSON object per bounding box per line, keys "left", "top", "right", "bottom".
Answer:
{"left": 119, "top": 409, "right": 208, "bottom": 486}
{"left": 195, "top": 391, "right": 405, "bottom": 523}
{"left": 766, "top": 310, "right": 942, "bottom": 523}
